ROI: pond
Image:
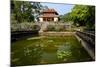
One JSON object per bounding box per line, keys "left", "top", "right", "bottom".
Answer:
{"left": 11, "top": 35, "right": 93, "bottom": 66}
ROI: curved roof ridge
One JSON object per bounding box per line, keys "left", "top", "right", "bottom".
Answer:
{"left": 43, "top": 8, "right": 57, "bottom": 13}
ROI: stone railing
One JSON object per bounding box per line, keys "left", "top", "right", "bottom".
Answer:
{"left": 76, "top": 31, "right": 95, "bottom": 47}
{"left": 75, "top": 31, "right": 95, "bottom": 60}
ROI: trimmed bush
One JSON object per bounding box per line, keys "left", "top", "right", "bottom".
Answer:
{"left": 11, "top": 22, "right": 39, "bottom": 31}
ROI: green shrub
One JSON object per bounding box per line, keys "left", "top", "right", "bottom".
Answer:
{"left": 11, "top": 22, "right": 36, "bottom": 31}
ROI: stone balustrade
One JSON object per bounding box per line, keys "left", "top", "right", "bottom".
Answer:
{"left": 76, "top": 31, "right": 95, "bottom": 47}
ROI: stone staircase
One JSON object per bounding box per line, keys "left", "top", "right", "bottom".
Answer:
{"left": 39, "top": 22, "right": 49, "bottom": 32}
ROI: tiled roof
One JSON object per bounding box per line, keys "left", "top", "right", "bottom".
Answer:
{"left": 39, "top": 14, "right": 59, "bottom": 17}
{"left": 39, "top": 9, "right": 59, "bottom": 17}
{"left": 42, "top": 9, "right": 57, "bottom": 13}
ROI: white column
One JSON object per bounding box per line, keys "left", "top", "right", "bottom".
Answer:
{"left": 54, "top": 17, "right": 58, "bottom": 22}
{"left": 39, "top": 17, "right": 43, "bottom": 22}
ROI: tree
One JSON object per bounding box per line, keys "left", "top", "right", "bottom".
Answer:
{"left": 70, "top": 5, "right": 95, "bottom": 28}
{"left": 11, "top": 1, "right": 43, "bottom": 23}
{"left": 61, "top": 5, "right": 95, "bottom": 29}
{"left": 11, "top": 1, "right": 23, "bottom": 23}
{"left": 60, "top": 13, "right": 71, "bottom": 22}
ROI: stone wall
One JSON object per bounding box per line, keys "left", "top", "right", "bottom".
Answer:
{"left": 75, "top": 32, "right": 95, "bottom": 60}
{"left": 37, "top": 22, "right": 71, "bottom": 32}
{"left": 39, "top": 32, "right": 74, "bottom": 36}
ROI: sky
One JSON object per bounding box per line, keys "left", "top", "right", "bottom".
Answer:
{"left": 41, "top": 2, "right": 75, "bottom": 15}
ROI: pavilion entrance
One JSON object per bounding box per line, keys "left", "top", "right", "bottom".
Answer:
{"left": 43, "top": 17, "right": 54, "bottom": 22}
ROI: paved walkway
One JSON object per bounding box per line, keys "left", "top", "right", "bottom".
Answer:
{"left": 39, "top": 32, "right": 75, "bottom": 36}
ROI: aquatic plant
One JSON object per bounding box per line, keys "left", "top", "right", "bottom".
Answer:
{"left": 57, "top": 44, "right": 72, "bottom": 61}
{"left": 18, "top": 46, "right": 43, "bottom": 65}
{"left": 57, "top": 50, "right": 72, "bottom": 60}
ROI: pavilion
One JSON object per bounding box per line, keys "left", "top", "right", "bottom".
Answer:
{"left": 39, "top": 9, "right": 59, "bottom": 22}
